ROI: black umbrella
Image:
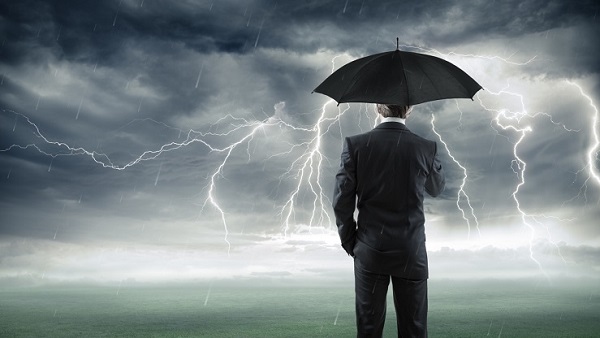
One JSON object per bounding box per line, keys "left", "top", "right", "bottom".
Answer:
{"left": 314, "top": 42, "right": 482, "bottom": 106}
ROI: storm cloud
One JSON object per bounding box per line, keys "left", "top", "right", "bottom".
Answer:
{"left": 1, "top": 0, "right": 599, "bottom": 283}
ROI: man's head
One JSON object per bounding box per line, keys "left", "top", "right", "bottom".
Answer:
{"left": 376, "top": 104, "right": 413, "bottom": 118}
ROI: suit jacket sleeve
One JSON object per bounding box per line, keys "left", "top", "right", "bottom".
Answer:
{"left": 425, "top": 142, "right": 445, "bottom": 197}
{"left": 332, "top": 137, "right": 358, "bottom": 256}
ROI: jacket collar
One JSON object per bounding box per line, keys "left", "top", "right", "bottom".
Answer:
{"left": 374, "top": 122, "right": 410, "bottom": 131}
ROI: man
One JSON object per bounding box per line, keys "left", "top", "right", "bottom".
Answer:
{"left": 332, "top": 104, "right": 445, "bottom": 337}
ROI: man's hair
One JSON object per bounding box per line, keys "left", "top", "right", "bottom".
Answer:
{"left": 376, "top": 104, "right": 411, "bottom": 118}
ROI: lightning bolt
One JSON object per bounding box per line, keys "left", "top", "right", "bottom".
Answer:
{"left": 2, "top": 46, "right": 598, "bottom": 275}
{"left": 276, "top": 54, "right": 352, "bottom": 237}
{"left": 478, "top": 83, "right": 599, "bottom": 278}
{"left": 407, "top": 45, "right": 535, "bottom": 242}
{"left": 0, "top": 52, "right": 361, "bottom": 257}
{"left": 430, "top": 113, "right": 481, "bottom": 238}
{"left": 2, "top": 108, "right": 298, "bottom": 254}
{"left": 1, "top": 87, "right": 351, "bottom": 255}
{"left": 565, "top": 81, "right": 600, "bottom": 199}
{"left": 400, "top": 44, "right": 598, "bottom": 278}
{"left": 278, "top": 101, "right": 350, "bottom": 237}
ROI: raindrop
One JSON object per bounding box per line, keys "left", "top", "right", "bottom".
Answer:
{"left": 414, "top": 242, "right": 421, "bottom": 254}
{"left": 254, "top": 18, "right": 265, "bottom": 50}
{"left": 204, "top": 284, "right": 212, "bottom": 306}
{"left": 6, "top": 168, "right": 11, "bottom": 179}
{"left": 195, "top": 63, "right": 205, "bottom": 88}
{"left": 140, "top": 0, "right": 144, "bottom": 7}
{"left": 93, "top": 62, "right": 98, "bottom": 72}
{"left": 78, "top": 194, "right": 82, "bottom": 204}
{"left": 137, "top": 97, "right": 143, "bottom": 113}
{"left": 48, "top": 158, "right": 54, "bottom": 172}
{"left": 56, "top": 26, "right": 61, "bottom": 41}
{"left": 113, "top": 0, "right": 122, "bottom": 27}
{"left": 154, "top": 163, "right": 162, "bottom": 186}
{"left": 1, "top": 73, "right": 4, "bottom": 85}
{"left": 489, "top": 134, "right": 497, "bottom": 154}
{"left": 35, "top": 96, "right": 41, "bottom": 110}
{"left": 12, "top": 115, "right": 17, "bottom": 131}
{"left": 343, "top": 0, "right": 348, "bottom": 13}
{"left": 76, "top": 96, "right": 84, "bottom": 119}
{"left": 119, "top": 193, "right": 124, "bottom": 203}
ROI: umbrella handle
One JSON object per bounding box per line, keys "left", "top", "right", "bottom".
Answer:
{"left": 396, "top": 37, "right": 399, "bottom": 50}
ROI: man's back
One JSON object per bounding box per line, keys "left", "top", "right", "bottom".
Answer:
{"left": 333, "top": 121, "right": 444, "bottom": 279}
{"left": 332, "top": 102, "right": 446, "bottom": 338}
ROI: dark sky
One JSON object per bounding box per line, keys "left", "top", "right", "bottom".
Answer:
{"left": 1, "top": 0, "right": 599, "bottom": 283}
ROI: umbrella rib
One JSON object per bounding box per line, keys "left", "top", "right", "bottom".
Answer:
{"left": 410, "top": 55, "right": 443, "bottom": 103}
{"left": 396, "top": 51, "right": 409, "bottom": 106}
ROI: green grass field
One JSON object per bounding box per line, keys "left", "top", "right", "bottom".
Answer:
{"left": 1, "top": 279, "right": 599, "bottom": 337}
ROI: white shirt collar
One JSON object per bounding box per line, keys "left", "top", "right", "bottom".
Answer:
{"left": 381, "top": 117, "right": 406, "bottom": 125}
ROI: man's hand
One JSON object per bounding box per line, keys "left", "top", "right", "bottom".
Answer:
{"left": 341, "top": 234, "right": 357, "bottom": 257}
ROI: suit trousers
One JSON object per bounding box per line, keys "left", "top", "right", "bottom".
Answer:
{"left": 354, "top": 260, "right": 428, "bottom": 338}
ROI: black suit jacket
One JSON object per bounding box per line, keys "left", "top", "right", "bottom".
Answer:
{"left": 333, "top": 122, "right": 445, "bottom": 279}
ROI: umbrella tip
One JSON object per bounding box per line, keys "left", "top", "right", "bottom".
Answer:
{"left": 396, "top": 37, "right": 399, "bottom": 50}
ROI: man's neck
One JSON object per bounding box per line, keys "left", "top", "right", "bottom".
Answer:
{"left": 381, "top": 117, "right": 406, "bottom": 125}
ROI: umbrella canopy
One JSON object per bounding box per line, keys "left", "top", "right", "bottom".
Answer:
{"left": 314, "top": 48, "right": 482, "bottom": 106}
